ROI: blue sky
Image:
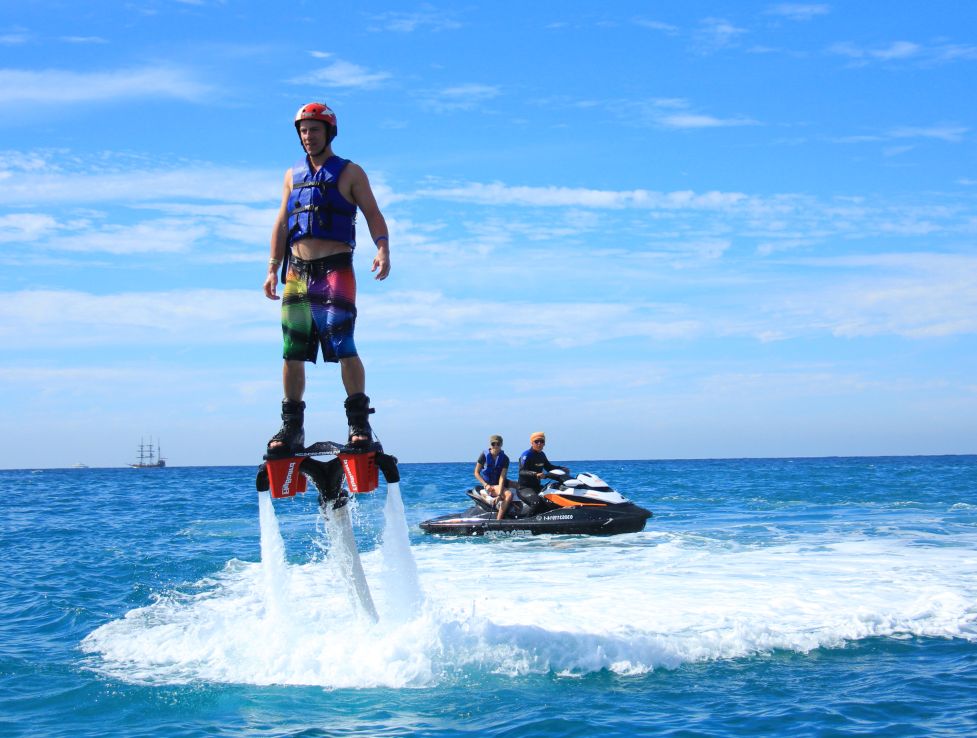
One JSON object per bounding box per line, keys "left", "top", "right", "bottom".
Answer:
{"left": 2, "top": 1, "right": 975, "bottom": 468}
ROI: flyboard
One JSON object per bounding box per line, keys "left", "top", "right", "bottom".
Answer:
{"left": 255, "top": 440, "right": 400, "bottom": 623}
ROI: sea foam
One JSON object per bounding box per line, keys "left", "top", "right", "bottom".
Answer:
{"left": 82, "top": 526, "right": 977, "bottom": 688}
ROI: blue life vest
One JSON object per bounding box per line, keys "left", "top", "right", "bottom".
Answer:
{"left": 287, "top": 156, "right": 357, "bottom": 248}
{"left": 481, "top": 449, "right": 509, "bottom": 485}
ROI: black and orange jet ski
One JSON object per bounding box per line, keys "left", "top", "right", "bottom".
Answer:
{"left": 419, "top": 469, "right": 651, "bottom": 536}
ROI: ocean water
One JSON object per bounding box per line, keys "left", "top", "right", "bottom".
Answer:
{"left": 2, "top": 456, "right": 976, "bottom": 737}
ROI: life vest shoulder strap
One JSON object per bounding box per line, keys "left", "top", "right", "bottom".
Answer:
{"left": 291, "top": 156, "right": 350, "bottom": 187}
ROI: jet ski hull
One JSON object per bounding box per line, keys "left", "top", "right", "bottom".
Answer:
{"left": 420, "top": 502, "right": 652, "bottom": 536}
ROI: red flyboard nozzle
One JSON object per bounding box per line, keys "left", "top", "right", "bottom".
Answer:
{"left": 265, "top": 458, "right": 308, "bottom": 499}
{"left": 339, "top": 451, "right": 378, "bottom": 494}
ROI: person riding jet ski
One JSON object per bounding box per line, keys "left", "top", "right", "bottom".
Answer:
{"left": 474, "top": 434, "right": 515, "bottom": 520}
{"left": 517, "top": 432, "right": 567, "bottom": 513}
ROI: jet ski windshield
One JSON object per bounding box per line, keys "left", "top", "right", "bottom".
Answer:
{"left": 547, "top": 473, "right": 628, "bottom": 504}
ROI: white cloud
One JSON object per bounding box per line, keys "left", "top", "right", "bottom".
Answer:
{"left": 52, "top": 219, "right": 209, "bottom": 254}
{"left": 888, "top": 125, "right": 969, "bottom": 143}
{"left": 0, "top": 156, "right": 279, "bottom": 206}
{"left": 0, "top": 150, "right": 48, "bottom": 172}
{"left": 882, "top": 145, "right": 914, "bottom": 158}
{"left": 289, "top": 59, "right": 391, "bottom": 88}
{"left": 0, "top": 213, "right": 58, "bottom": 242}
{"left": 510, "top": 363, "right": 666, "bottom": 393}
{"left": 364, "top": 291, "right": 703, "bottom": 347}
{"left": 0, "top": 288, "right": 273, "bottom": 348}
{"left": 832, "top": 124, "right": 969, "bottom": 145}
{"left": 829, "top": 40, "right": 977, "bottom": 66}
{"left": 872, "top": 41, "right": 922, "bottom": 60}
{"left": 0, "top": 28, "right": 29, "bottom": 45}
{"left": 412, "top": 181, "right": 749, "bottom": 210}
{"left": 379, "top": 253, "right": 974, "bottom": 344}
{"left": 828, "top": 279, "right": 977, "bottom": 338}
{"left": 765, "top": 4, "right": 830, "bottom": 21}
{"left": 828, "top": 41, "right": 921, "bottom": 62}
{"left": 441, "top": 83, "right": 500, "bottom": 100}
{"left": 756, "top": 237, "right": 819, "bottom": 256}
{"left": 659, "top": 112, "right": 757, "bottom": 129}
{"left": 670, "top": 239, "right": 731, "bottom": 260}
{"left": 60, "top": 36, "right": 108, "bottom": 44}
{"left": 627, "top": 97, "right": 759, "bottom": 130}
{"left": 770, "top": 253, "right": 977, "bottom": 339}
{"left": 937, "top": 44, "right": 977, "bottom": 62}
{"left": 422, "top": 83, "right": 501, "bottom": 112}
{"left": 369, "top": 9, "right": 462, "bottom": 33}
{"left": 694, "top": 17, "right": 748, "bottom": 53}
{"left": 0, "top": 203, "right": 277, "bottom": 257}
{"left": 649, "top": 97, "right": 689, "bottom": 110}
{"left": 13, "top": 248, "right": 963, "bottom": 353}
{"left": 0, "top": 365, "right": 175, "bottom": 386}
{"left": 0, "top": 285, "right": 703, "bottom": 351}
{"left": 460, "top": 239, "right": 977, "bottom": 343}
{"left": 137, "top": 202, "right": 279, "bottom": 244}
{"left": 0, "top": 66, "right": 211, "bottom": 106}
{"left": 633, "top": 19, "right": 679, "bottom": 34}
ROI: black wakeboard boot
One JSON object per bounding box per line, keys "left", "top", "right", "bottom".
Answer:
{"left": 344, "top": 392, "right": 375, "bottom": 448}
{"left": 266, "top": 399, "right": 305, "bottom": 457}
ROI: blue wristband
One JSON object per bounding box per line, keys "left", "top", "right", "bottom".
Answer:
{"left": 374, "top": 235, "right": 389, "bottom": 246}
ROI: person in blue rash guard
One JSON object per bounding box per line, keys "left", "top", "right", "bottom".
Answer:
{"left": 474, "top": 434, "right": 514, "bottom": 519}
{"left": 517, "top": 432, "right": 566, "bottom": 513}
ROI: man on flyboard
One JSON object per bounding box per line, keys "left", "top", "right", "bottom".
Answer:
{"left": 263, "top": 102, "right": 390, "bottom": 456}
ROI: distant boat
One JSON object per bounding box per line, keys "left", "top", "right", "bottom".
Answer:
{"left": 130, "top": 438, "right": 166, "bottom": 468}
{"left": 71, "top": 463, "right": 89, "bottom": 469}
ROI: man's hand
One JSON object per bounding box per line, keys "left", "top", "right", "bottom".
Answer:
{"left": 264, "top": 272, "right": 280, "bottom": 300}
{"left": 372, "top": 244, "right": 390, "bottom": 280}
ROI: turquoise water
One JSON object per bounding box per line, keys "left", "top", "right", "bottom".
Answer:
{"left": 2, "top": 456, "right": 976, "bottom": 736}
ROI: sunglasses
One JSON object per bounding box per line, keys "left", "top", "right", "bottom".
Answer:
{"left": 490, "top": 442, "right": 501, "bottom": 447}
{"left": 532, "top": 439, "right": 545, "bottom": 445}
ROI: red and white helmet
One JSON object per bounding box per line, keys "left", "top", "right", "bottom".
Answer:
{"left": 294, "top": 102, "right": 337, "bottom": 141}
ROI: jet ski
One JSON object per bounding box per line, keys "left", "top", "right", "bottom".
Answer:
{"left": 420, "top": 469, "right": 652, "bottom": 536}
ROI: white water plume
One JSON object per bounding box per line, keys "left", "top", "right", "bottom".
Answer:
{"left": 320, "top": 499, "right": 379, "bottom": 622}
{"left": 379, "top": 481, "right": 423, "bottom": 621}
{"left": 257, "top": 490, "right": 289, "bottom": 620}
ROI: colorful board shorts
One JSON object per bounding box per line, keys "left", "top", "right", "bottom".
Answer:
{"left": 281, "top": 251, "right": 358, "bottom": 363}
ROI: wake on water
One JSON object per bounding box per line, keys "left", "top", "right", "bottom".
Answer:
{"left": 83, "top": 484, "right": 977, "bottom": 689}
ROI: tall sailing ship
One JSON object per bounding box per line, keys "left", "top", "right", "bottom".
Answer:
{"left": 130, "top": 438, "right": 166, "bottom": 468}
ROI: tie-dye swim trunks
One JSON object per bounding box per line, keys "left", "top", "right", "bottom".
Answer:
{"left": 281, "top": 251, "right": 358, "bottom": 363}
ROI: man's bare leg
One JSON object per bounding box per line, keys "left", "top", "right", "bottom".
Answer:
{"left": 283, "top": 359, "right": 306, "bottom": 401}
{"left": 497, "top": 488, "right": 513, "bottom": 520}
{"left": 339, "top": 355, "right": 365, "bottom": 396}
